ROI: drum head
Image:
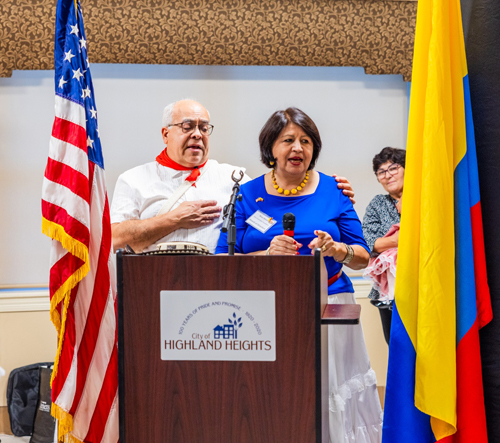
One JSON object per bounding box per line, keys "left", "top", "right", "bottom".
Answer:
{"left": 145, "top": 241, "right": 211, "bottom": 256}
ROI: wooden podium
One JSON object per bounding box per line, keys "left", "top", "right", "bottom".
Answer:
{"left": 117, "top": 250, "right": 360, "bottom": 443}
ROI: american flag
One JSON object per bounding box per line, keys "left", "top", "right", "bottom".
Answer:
{"left": 41, "top": 1, "right": 118, "bottom": 442}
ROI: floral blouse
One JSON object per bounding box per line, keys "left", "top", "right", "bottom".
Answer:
{"left": 362, "top": 194, "right": 401, "bottom": 299}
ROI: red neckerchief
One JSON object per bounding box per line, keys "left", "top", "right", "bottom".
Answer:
{"left": 156, "top": 148, "right": 208, "bottom": 182}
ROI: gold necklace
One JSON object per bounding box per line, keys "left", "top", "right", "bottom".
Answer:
{"left": 272, "top": 169, "right": 309, "bottom": 196}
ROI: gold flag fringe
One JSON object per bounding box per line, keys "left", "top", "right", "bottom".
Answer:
{"left": 49, "top": 260, "right": 89, "bottom": 340}
{"left": 52, "top": 403, "right": 84, "bottom": 443}
{"left": 42, "top": 218, "right": 89, "bottom": 264}
{"left": 51, "top": 288, "right": 75, "bottom": 385}
{"left": 41, "top": 218, "right": 89, "bottom": 390}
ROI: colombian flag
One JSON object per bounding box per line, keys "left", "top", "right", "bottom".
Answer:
{"left": 382, "top": 0, "right": 493, "bottom": 442}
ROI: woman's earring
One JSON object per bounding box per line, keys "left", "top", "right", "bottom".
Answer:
{"left": 270, "top": 160, "right": 275, "bottom": 166}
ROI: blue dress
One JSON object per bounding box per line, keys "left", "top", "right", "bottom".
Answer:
{"left": 216, "top": 172, "right": 383, "bottom": 442}
{"left": 215, "top": 172, "right": 369, "bottom": 295}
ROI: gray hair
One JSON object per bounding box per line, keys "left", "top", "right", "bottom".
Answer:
{"left": 162, "top": 99, "right": 210, "bottom": 127}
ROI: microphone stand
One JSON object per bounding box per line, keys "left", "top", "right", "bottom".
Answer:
{"left": 222, "top": 170, "right": 244, "bottom": 256}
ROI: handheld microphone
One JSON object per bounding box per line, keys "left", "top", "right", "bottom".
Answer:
{"left": 283, "top": 212, "right": 295, "bottom": 237}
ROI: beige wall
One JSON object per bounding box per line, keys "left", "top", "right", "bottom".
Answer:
{"left": 0, "top": 309, "right": 57, "bottom": 408}
{"left": 0, "top": 297, "right": 56, "bottom": 434}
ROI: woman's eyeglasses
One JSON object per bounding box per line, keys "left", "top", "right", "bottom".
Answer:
{"left": 375, "top": 163, "right": 401, "bottom": 180}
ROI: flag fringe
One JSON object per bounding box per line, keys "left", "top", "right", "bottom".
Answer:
{"left": 48, "top": 263, "right": 89, "bottom": 386}
{"left": 49, "top": 258, "right": 89, "bottom": 333}
{"left": 63, "top": 434, "right": 85, "bottom": 443}
{"left": 42, "top": 217, "right": 90, "bottom": 384}
{"left": 51, "top": 286, "right": 73, "bottom": 385}
{"left": 42, "top": 217, "right": 89, "bottom": 264}
{"left": 51, "top": 403, "right": 84, "bottom": 443}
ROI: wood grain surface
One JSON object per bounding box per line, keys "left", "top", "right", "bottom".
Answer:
{"left": 118, "top": 254, "right": 329, "bottom": 443}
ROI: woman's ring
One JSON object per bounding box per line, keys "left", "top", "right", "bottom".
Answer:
{"left": 321, "top": 245, "right": 327, "bottom": 252}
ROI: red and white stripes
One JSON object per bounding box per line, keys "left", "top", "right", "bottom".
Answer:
{"left": 42, "top": 94, "right": 118, "bottom": 443}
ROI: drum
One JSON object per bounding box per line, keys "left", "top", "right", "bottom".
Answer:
{"left": 144, "top": 241, "right": 211, "bottom": 256}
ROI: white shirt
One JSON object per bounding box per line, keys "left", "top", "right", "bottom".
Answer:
{"left": 110, "top": 159, "right": 249, "bottom": 253}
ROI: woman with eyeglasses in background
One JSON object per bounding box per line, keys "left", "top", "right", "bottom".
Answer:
{"left": 362, "top": 147, "right": 406, "bottom": 345}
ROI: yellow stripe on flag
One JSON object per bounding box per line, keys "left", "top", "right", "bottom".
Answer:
{"left": 395, "top": 0, "right": 472, "bottom": 438}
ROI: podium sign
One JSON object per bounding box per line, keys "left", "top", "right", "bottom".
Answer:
{"left": 160, "top": 290, "right": 276, "bottom": 361}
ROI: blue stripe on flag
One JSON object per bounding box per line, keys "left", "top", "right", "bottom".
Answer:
{"left": 454, "top": 154, "right": 478, "bottom": 343}
{"left": 463, "top": 75, "right": 480, "bottom": 207}
{"left": 382, "top": 304, "right": 435, "bottom": 443}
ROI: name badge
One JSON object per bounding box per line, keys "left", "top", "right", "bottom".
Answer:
{"left": 246, "top": 210, "right": 277, "bottom": 234}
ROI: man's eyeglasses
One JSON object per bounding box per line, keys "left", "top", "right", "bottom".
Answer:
{"left": 375, "top": 163, "right": 401, "bottom": 180}
{"left": 168, "top": 121, "right": 214, "bottom": 136}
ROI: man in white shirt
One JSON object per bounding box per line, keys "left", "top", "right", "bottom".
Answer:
{"left": 110, "top": 99, "right": 355, "bottom": 254}
{"left": 110, "top": 99, "right": 247, "bottom": 253}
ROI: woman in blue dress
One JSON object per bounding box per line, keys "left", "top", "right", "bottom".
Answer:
{"left": 216, "top": 108, "right": 383, "bottom": 443}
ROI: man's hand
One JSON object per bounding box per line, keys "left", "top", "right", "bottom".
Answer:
{"left": 333, "top": 174, "right": 355, "bottom": 204}
{"left": 111, "top": 199, "right": 221, "bottom": 253}
{"left": 172, "top": 200, "right": 221, "bottom": 229}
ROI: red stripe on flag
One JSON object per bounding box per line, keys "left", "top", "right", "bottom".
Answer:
{"left": 84, "top": 339, "right": 118, "bottom": 443}
{"left": 42, "top": 200, "right": 90, "bottom": 247}
{"left": 438, "top": 320, "right": 488, "bottom": 443}
{"left": 470, "top": 202, "right": 493, "bottom": 328}
{"left": 70, "top": 192, "right": 113, "bottom": 416}
{"left": 88, "top": 161, "right": 95, "bottom": 193}
{"left": 52, "top": 116, "right": 88, "bottom": 152}
{"left": 44, "top": 4, "right": 118, "bottom": 440}
{"left": 45, "top": 157, "right": 90, "bottom": 204}
{"left": 49, "top": 252, "right": 85, "bottom": 299}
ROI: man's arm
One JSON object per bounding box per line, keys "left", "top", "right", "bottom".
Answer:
{"left": 112, "top": 200, "right": 221, "bottom": 252}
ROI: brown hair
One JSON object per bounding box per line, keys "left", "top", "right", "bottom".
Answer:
{"left": 259, "top": 107, "right": 322, "bottom": 170}
{"left": 372, "top": 147, "right": 406, "bottom": 173}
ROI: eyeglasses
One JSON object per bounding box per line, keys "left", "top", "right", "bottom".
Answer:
{"left": 375, "top": 163, "right": 401, "bottom": 180}
{"left": 168, "top": 121, "right": 214, "bottom": 136}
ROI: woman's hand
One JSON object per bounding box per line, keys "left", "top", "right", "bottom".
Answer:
{"left": 309, "top": 230, "right": 369, "bottom": 269}
{"left": 308, "top": 230, "right": 345, "bottom": 260}
{"left": 396, "top": 195, "right": 403, "bottom": 214}
{"left": 267, "top": 235, "right": 302, "bottom": 255}
{"left": 373, "top": 231, "right": 399, "bottom": 253}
